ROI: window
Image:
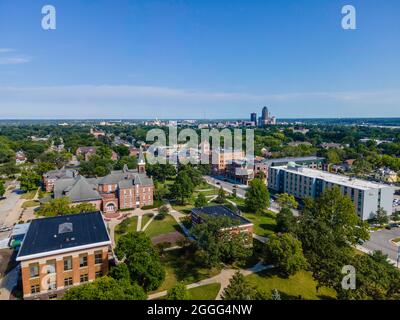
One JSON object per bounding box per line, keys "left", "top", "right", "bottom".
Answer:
{"left": 80, "top": 274, "right": 89, "bottom": 283}
{"left": 94, "top": 251, "right": 103, "bottom": 265}
{"left": 47, "top": 279, "right": 57, "bottom": 291}
{"left": 49, "top": 294, "right": 58, "bottom": 300}
{"left": 46, "top": 260, "right": 56, "bottom": 274}
{"left": 64, "top": 277, "right": 73, "bottom": 287}
{"left": 29, "top": 263, "right": 39, "bottom": 278}
{"left": 95, "top": 271, "right": 103, "bottom": 278}
{"left": 64, "top": 256, "right": 72, "bottom": 271}
{"left": 79, "top": 254, "right": 88, "bottom": 268}
{"left": 30, "top": 285, "right": 40, "bottom": 294}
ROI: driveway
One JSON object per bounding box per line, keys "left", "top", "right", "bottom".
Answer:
{"left": 0, "top": 185, "right": 23, "bottom": 228}
{"left": 203, "top": 175, "right": 297, "bottom": 215}
{"left": 361, "top": 228, "right": 400, "bottom": 261}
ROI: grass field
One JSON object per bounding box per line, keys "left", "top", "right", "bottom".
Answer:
{"left": 151, "top": 248, "right": 221, "bottom": 294}
{"left": 21, "top": 190, "right": 38, "bottom": 200}
{"left": 21, "top": 200, "right": 39, "bottom": 208}
{"left": 243, "top": 210, "right": 276, "bottom": 237}
{"left": 246, "top": 269, "right": 336, "bottom": 300}
{"left": 141, "top": 213, "right": 154, "bottom": 229}
{"left": 188, "top": 283, "right": 221, "bottom": 300}
{"left": 144, "top": 214, "right": 181, "bottom": 238}
{"left": 114, "top": 216, "right": 138, "bottom": 243}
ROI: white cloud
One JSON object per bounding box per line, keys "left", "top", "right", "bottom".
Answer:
{"left": 0, "top": 57, "right": 31, "bottom": 65}
{"left": 0, "top": 48, "right": 30, "bottom": 65}
{"left": 0, "top": 85, "right": 398, "bottom": 118}
{"left": 0, "top": 48, "right": 15, "bottom": 53}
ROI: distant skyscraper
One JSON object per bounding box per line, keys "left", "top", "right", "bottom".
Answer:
{"left": 258, "top": 106, "right": 276, "bottom": 127}
{"left": 261, "top": 106, "right": 269, "bottom": 120}
{"left": 250, "top": 113, "right": 257, "bottom": 124}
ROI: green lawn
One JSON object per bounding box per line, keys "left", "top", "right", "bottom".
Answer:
{"left": 188, "top": 283, "right": 221, "bottom": 300}
{"left": 144, "top": 214, "right": 181, "bottom": 238}
{"left": 21, "top": 190, "right": 38, "bottom": 200}
{"left": 243, "top": 210, "right": 276, "bottom": 237}
{"left": 246, "top": 269, "right": 336, "bottom": 300}
{"left": 21, "top": 200, "right": 40, "bottom": 208}
{"left": 114, "top": 216, "right": 138, "bottom": 243}
{"left": 141, "top": 213, "right": 154, "bottom": 229}
{"left": 152, "top": 249, "right": 221, "bottom": 294}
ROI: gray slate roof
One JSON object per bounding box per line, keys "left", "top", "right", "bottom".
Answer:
{"left": 54, "top": 176, "right": 102, "bottom": 202}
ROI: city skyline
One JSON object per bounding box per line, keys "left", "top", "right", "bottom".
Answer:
{"left": 0, "top": 0, "right": 399, "bottom": 118}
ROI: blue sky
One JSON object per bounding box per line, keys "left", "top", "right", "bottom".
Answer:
{"left": 0, "top": 0, "right": 399, "bottom": 119}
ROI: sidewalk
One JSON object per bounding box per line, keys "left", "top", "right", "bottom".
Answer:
{"left": 148, "top": 262, "right": 273, "bottom": 300}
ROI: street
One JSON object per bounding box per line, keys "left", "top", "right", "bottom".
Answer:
{"left": 361, "top": 228, "right": 400, "bottom": 262}
{"left": 0, "top": 182, "right": 23, "bottom": 240}
{"left": 203, "top": 175, "right": 283, "bottom": 214}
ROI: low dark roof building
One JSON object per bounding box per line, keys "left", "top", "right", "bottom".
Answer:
{"left": 16, "top": 211, "right": 111, "bottom": 261}
{"left": 191, "top": 205, "right": 253, "bottom": 229}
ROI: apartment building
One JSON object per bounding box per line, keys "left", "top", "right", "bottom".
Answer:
{"left": 254, "top": 156, "right": 325, "bottom": 182}
{"left": 211, "top": 148, "right": 245, "bottom": 174}
{"left": 16, "top": 212, "right": 111, "bottom": 300}
{"left": 268, "top": 162, "right": 394, "bottom": 221}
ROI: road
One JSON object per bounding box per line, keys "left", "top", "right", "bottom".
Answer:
{"left": 0, "top": 182, "right": 23, "bottom": 240}
{"left": 203, "top": 175, "right": 292, "bottom": 214}
{"left": 361, "top": 228, "right": 400, "bottom": 262}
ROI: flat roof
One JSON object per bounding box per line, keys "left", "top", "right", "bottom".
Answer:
{"left": 11, "top": 223, "right": 30, "bottom": 237}
{"left": 272, "top": 165, "right": 392, "bottom": 190}
{"left": 261, "top": 156, "right": 325, "bottom": 165}
{"left": 191, "top": 205, "right": 252, "bottom": 226}
{"left": 17, "top": 212, "right": 110, "bottom": 261}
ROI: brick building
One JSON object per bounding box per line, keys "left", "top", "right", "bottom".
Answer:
{"left": 16, "top": 212, "right": 111, "bottom": 300}
{"left": 43, "top": 168, "right": 78, "bottom": 192}
{"left": 49, "top": 151, "right": 153, "bottom": 218}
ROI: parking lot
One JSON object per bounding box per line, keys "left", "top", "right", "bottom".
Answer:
{"left": 361, "top": 228, "right": 400, "bottom": 261}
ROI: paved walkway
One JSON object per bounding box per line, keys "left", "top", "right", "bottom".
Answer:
{"left": 164, "top": 201, "right": 193, "bottom": 240}
{"left": 148, "top": 262, "right": 273, "bottom": 300}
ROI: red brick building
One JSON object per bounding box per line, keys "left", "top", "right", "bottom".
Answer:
{"left": 16, "top": 212, "right": 112, "bottom": 300}
{"left": 50, "top": 151, "right": 153, "bottom": 218}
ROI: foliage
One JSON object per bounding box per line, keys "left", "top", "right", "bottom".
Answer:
{"left": 338, "top": 251, "right": 400, "bottom": 300}
{"left": 296, "top": 187, "right": 370, "bottom": 292}
{"left": 63, "top": 276, "right": 147, "bottom": 300}
{"left": 374, "top": 207, "right": 389, "bottom": 225}
{"left": 146, "top": 163, "right": 176, "bottom": 182}
{"left": 276, "top": 193, "right": 298, "bottom": 209}
{"left": 115, "top": 232, "right": 165, "bottom": 291}
{"left": 194, "top": 193, "right": 208, "bottom": 207}
{"left": 79, "top": 155, "right": 114, "bottom": 177}
{"left": 264, "top": 233, "right": 308, "bottom": 277}
{"left": 18, "top": 170, "right": 41, "bottom": 192}
{"left": 37, "top": 197, "right": 97, "bottom": 217}
{"left": 166, "top": 282, "right": 190, "bottom": 300}
{"left": 215, "top": 187, "right": 226, "bottom": 204}
{"left": 221, "top": 271, "right": 255, "bottom": 300}
{"left": 245, "top": 178, "right": 270, "bottom": 214}
{"left": 170, "top": 171, "right": 194, "bottom": 205}
{"left": 275, "top": 207, "right": 297, "bottom": 233}
{"left": 0, "top": 181, "right": 5, "bottom": 197}
{"left": 191, "top": 215, "right": 252, "bottom": 267}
